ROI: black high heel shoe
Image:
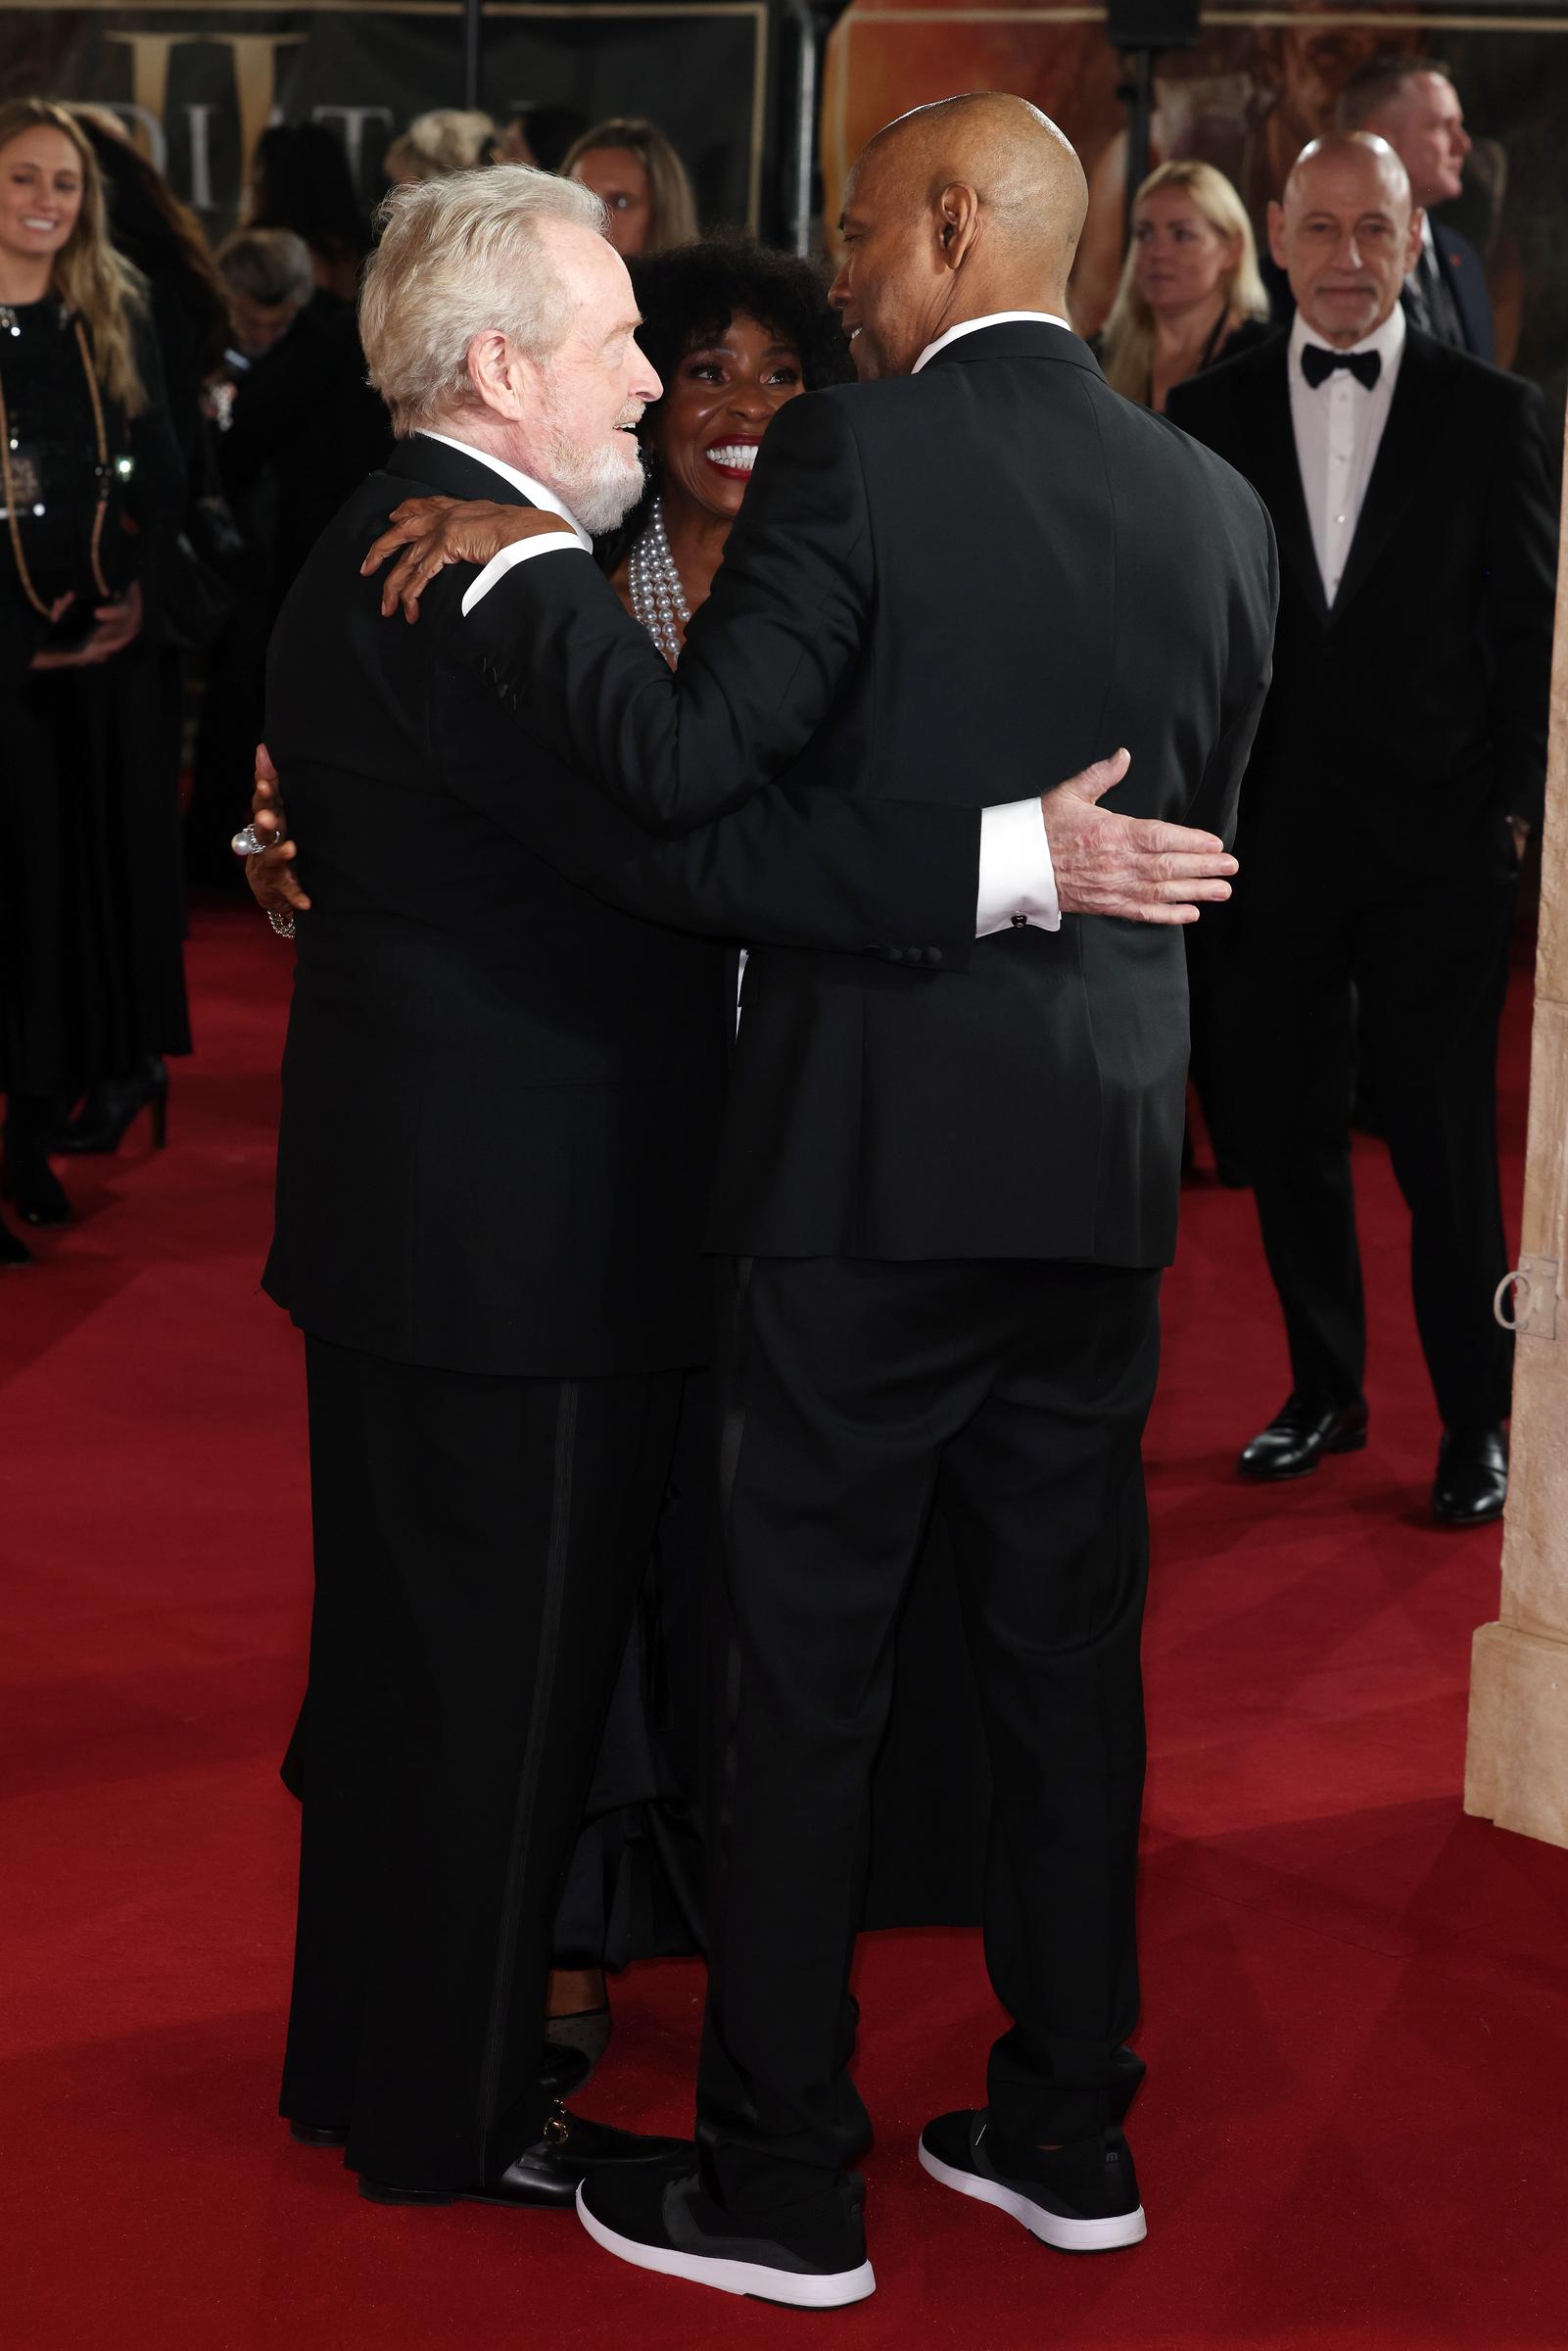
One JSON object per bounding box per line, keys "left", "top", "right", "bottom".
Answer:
{"left": 0, "top": 1209, "right": 33, "bottom": 1267}
{"left": 2, "top": 1097, "right": 71, "bottom": 1225}
{"left": 0, "top": 1150, "right": 71, "bottom": 1227}
{"left": 58, "top": 1057, "right": 168, "bottom": 1155}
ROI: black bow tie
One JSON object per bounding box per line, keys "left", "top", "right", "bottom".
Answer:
{"left": 1301, "top": 345, "right": 1381, "bottom": 391}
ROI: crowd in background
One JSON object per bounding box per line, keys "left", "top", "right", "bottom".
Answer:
{"left": 0, "top": 64, "right": 1554, "bottom": 1553}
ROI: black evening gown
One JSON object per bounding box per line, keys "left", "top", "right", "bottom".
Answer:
{"left": 0, "top": 300, "right": 191, "bottom": 1101}
{"left": 554, "top": 1346, "right": 990, "bottom": 1971}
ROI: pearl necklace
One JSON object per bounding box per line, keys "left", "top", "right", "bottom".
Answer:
{"left": 626, "top": 496, "right": 689, "bottom": 668}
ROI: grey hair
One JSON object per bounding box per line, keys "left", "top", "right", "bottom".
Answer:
{"left": 358, "top": 164, "right": 608, "bottom": 434}
{"left": 214, "top": 226, "right": 317, "bottom": 312}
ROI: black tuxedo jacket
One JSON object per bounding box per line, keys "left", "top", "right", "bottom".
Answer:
{"left": 1166, "top": 328, "right": 1555, "bottom": 888}
{"left": 261, "top": 437, "right": 980, "bottom": 1374}
{"left": 463, "top": 324, "right": 1277, "bottom": 1268}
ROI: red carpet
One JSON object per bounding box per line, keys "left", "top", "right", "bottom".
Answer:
{"left": 5, "top": 907, "right": 1566, "bottom": 2350}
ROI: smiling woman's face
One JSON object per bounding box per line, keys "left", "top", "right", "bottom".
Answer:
{"left": 650, "top": 312, "right": 805, "bottom": 523}
{"left": 0, "top": 126, "right": 84, "bottom": 276}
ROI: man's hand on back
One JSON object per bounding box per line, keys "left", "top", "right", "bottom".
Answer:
{"left": 1044, "top": 750, "right": 1238, "bottom": 925}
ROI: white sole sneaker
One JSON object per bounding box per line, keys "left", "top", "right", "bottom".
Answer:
{"left": 918, "top": 2140, "right": 1148, "bottom": 2253}
{"left": 575, "top": 2182, "right": 878, "bottom": 2308}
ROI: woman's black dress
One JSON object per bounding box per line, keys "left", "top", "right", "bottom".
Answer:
{"left": 0, "top": 300, "right": 190, "bottom": 1104}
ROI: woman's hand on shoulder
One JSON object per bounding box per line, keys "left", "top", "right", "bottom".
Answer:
{"left": 360, "top": 497, "right": 570, "bottom": 623}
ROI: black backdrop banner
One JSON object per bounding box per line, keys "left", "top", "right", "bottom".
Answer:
{"left": 0, "top": 2, "right": 777, "bottom": 235}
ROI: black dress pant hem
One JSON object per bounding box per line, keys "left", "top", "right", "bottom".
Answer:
{"left": 281, "top": 1333, "right": 682, "bottom": 2189}
{"left": 695, "top": 1255, "right": 1161, "bottom": 2218}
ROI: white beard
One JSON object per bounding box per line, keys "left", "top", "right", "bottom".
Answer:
{"left": 536, "top": 377, "right": 646, "bottom": 537}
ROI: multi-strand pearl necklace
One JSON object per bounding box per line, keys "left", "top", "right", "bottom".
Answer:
{"left": 626, "top": 496, "right": 689, "bottom": 668}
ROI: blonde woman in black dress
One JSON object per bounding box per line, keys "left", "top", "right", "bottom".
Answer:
{"left": 0, "top": 99, "right": 186, "bottom": 1262}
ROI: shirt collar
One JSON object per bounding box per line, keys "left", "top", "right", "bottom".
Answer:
{"left": 1420, "top": 213, "right": 1436, "bottom": 257}
{"left": 1288, "top": 300, "right": 1406, "bottom": 381}
{"left": 913, "top": 311, "right": 1073, "bottom": 374}
{"left": 415, "top": 429, "right": 592, "bottom": 547}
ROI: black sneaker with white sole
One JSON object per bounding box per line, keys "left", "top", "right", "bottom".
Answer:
{"left": 919, "top": 2110, "right": 1147, "bottom": 2253}
{"left": 576, "top": 2162, "right": 877, "bottom": 2308}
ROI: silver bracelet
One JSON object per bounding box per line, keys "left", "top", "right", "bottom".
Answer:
{"left": 267, "top": 909, "right": 297, "bottom": 940}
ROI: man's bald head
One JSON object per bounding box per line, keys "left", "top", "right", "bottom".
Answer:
{"left": 1268, "top": 130, "right": 1423, "bottom": 349}
{"left": 831, "top": 93, "right": 1087, "bottom": 381}
{"left": 1284, "top": 130, "right": 1412, "bottom": 223}
{"left": 855, "top": 93, "right": 1088, "bottom": 279}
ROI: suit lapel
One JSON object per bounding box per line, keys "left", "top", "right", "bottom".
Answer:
{"left": 1242, "top": 351, "right": 1330, "bottom": 630}
{"left": 1330, "top": 336, "right": 1445, "bottom": 619}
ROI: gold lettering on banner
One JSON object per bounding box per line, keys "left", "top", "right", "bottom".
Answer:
{"left": 220, "top": 36, "right": 308, "bottom": 183}
{"left": 102, "top": 34, "right": 183, "bottom": 158}
{"left": 104, "top": 32, "right": 306, "bottom": 185}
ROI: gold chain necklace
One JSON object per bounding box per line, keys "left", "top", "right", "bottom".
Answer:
{"left": 0, "top": 302, "right": 114, "bottom": 621}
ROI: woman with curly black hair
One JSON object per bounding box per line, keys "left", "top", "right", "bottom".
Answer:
{"left": 606, "top": 236, "right": 852, "bottom": 661}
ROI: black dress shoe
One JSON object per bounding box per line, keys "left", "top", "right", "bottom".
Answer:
{"left": 357, "top": 2106, "right": 690, "bottom": 2209}
{"left": 289, "top": 2119, "right": 349, "bottom": 2146}
{"left": 919, "top": 2110, "right": 1146, "bottom": 2253}
{"left": 1433, "top": 1426, "right": 1508, "bottom": 1525}
{"left": 1238, "top": 1395, "right": 1368, "bottom": 1481}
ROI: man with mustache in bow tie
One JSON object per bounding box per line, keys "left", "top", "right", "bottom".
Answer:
{"left": 1167, "top": 134, "right": 1555, "bottom": 1524}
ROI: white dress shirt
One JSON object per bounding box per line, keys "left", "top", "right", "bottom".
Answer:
{"left": 1286, "top": 305, "right": 1405, "bottom": 605}
{"left": 914, "top": 310, "right": 1073, "bottom": 373}
{"left": 414, "top": 433, "right": 591, "bottom": 611}
{"left": 428, "top": 424, "right": 1060, "bottom": 936}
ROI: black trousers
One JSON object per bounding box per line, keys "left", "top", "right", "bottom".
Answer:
{"left": 696, "top": 1255, "right": 1163, "bottom": 2218}
{"left": 1223, "top": 863, "right": 1515, "bottom": 1430}
{"left": 281, "top": 1334, "right": 683, "bottom": 2189}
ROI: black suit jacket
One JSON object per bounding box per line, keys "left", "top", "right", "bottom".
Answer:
{"left": 1428, "top": 218, "right": 1496, "bottom": 363}
{"left": 1166, "top": 327, "right": 1555, "bottom": 887}
{"left": 261, "top": 436, "right": 980, "bottom": 1374}
{"left": 218, "top": 292, "right": 392, "bottom": 614}
{"left": 463, "top": 325, "right": 1278, "bottom": 1268}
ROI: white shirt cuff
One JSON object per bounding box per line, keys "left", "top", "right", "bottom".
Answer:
{"left": 461, "top": 533, "right": 588, "bottom": 616}
{"left": 975, "top": 798, "right": 1061, "bottom": 936}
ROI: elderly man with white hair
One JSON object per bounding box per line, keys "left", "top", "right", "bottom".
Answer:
{"left": 261, "top": 162, "right": 1054, "bottom": 2217}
